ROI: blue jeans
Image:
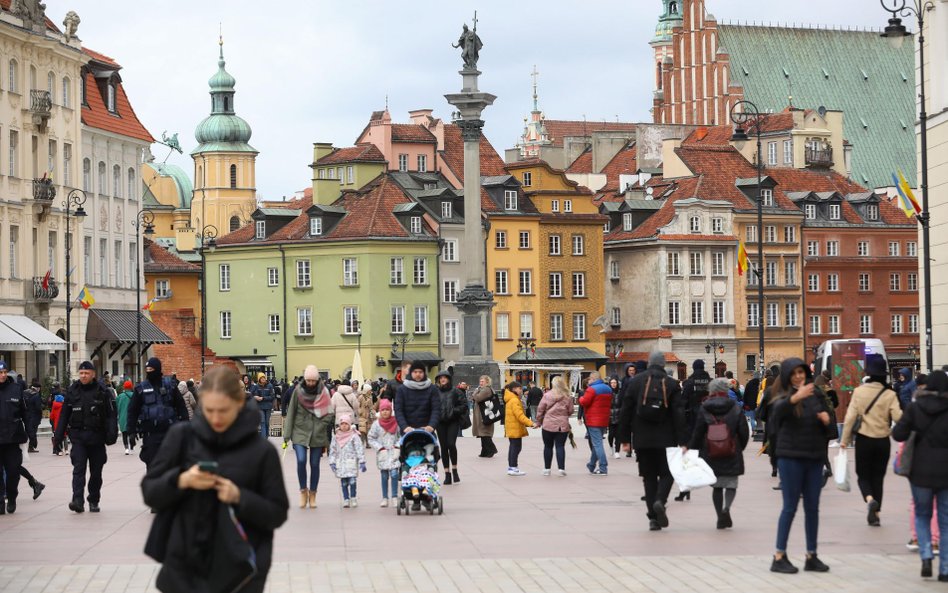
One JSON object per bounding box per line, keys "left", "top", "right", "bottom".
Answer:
{"left": 292, "top": 445, "right": 322, "bottom": 491}
{"left": 911, "top": 485, "right": 948, "bottom": 576}
{"left": 586, "top": 426, "right": 608, "bottom": 473}
{"left": 340, "top": 476, "right": 357, "bottom": 500}
{"left": 259, "top": 410, "right": 272, "bottom": 437}
{"left": 381, "top": 469, "right": 398, "bottom": 499}
{"left": 744, "top": 410, "right": 757, "bottom": 432}
{"left": 775, "top": 457, "right": 824, "bottom": 554}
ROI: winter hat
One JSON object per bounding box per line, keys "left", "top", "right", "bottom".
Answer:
{"left": 648, "top": 351, "right": 666, "bottom": 368}
{"left": 378, "top": 399, "right": 393, "bottom": 412}
{"left": 634, "top": 360, "right": 648, "bottom": 373}
{"left": 409, "top": 361, "right": 427, "bottom": 376}
{"left": 359, "top": 383, "right": 373, "bottom": 394}
{"left": 865, "top": 354, "right": 889, "bottom": 379}
{"left": 146, "top": 357, "right": 162, "bottom": 374}
{"left": 900, "top": 367, "right": 913, "bottom": 380}
{"left": 708, "top": 378, "right": 730, "bottom": 396}
{"left": 78, "top": 361, "right": 95, "bottom": 371}
{"left": 123, "top": 380, "right": 133, "bottom": 390}
{"left": 178, "top": 381, "right": 189, "bottom": 395}
{"left": 692, "top": 359, "right": 706, "bottom": 371}
{"left": 0, "top": 361, "right": 6, "bottom": 371}
{"left": 303, "top": 364, "right": 320, "bottom": 381}
{"left": 337, "top": 413, "right": 353, "bottom": 426}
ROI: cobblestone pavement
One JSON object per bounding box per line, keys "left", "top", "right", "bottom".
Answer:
{"left": 0, "top": 424, "right": 938, "bottom": 592}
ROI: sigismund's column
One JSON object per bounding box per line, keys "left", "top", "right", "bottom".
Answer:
{"left": 445, "top": 20, "right": 499, "bottom": 386}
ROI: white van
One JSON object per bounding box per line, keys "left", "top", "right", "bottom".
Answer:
{"left": 813, "top": 339, "right": 888, "bottom": 384}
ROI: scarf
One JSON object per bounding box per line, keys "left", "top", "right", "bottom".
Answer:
{"left": 334, "top": 426, "right": 357, "bottom": 449}
{"left": 298, "top": 382, "right": 331, "bottom": 418}
{"left": 378, "top": 399, "right": 397, "bottom": 434}
{"left": 403, "top": 379, "right": 432, "bottom": 390}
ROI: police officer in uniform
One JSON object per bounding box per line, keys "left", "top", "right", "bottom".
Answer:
{"left": 54, "top": 361, "right": 117, "bottom": 513}
{"left": 0, "top": 361, "right": 29, "bottom": 514}
{"left": 126, "top": 357, "right": 188, "bottom": 469}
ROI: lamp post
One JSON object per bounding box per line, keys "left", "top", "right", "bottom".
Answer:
{"left": 198, "top": 225, "right": 218, "bottom": 376}
{"left": 132, "top": 209, "right": 155, "bottom": 381}
{"left": 62, "top": 189, "right": 87, "bottom": 379}
{"left": 357, "top": 320, "right": 363, "bottom": 353}
{"left": 392, "top": 334, "right": 413, "bottom": 366}
{"left": 731, "top": 100, "right": 766, "bottom": 377}
{"left": 606, "top": 341, "right": 625, "bottom": 376}
{"left": 880, "top": 0, "right": 935, "bottom": 372}
{"left": 704, "top": 338, "right": 726, "bottom": 366}
{"left": 516, "top": 338, "right": 537, "bottom": 383}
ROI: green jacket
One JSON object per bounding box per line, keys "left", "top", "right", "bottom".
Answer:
{"left": 116, "top": 390, "right": 134, "bottom": 432}
{"left": 283, "top": 391, "right": 334, "bottom": 449}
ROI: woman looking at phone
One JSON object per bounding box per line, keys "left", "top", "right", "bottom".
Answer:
{"left": 142, "top": 366, "right": 289, "bottom": 593}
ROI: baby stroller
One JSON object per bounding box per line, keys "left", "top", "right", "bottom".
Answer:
{"left": 396, "top": 430, "right": 444, "bottom": 516}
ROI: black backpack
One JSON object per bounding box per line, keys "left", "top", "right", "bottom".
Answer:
{"left": 139, "top": 381, "right": 177, "bottom": 430}
{"left": 637, "top": 375, "right": 669, "bottom": 422}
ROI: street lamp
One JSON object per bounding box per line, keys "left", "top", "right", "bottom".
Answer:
{"left": 132, "top": 209, "right": 155, "bottom": 381}
{"left": 62, "top": 189, "right": 87, "bottom": 379}
{"left": 356, "top": 320, "right": 363, "bottom": 353}
{"left": 516, "top": 338, "right": 537, "bottom": 383}
{"left": 704, "top": 339, "right": 726, "bottom": 366}
{"left": 731, "top": 100, "right": 765, "bottom": 377}
{"left": 392, "top": 334, "right": 413, "bottom": 366}
{"left": 198, "top": 225, "right": 218, "bottom": 376}
{"left": 880, "top": 0, "right": 935, "bottom": 372}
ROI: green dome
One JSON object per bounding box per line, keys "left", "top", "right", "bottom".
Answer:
{"left": 209, "top": 56, "right": 236, "bottom": 91}
{"left": 195, "top": 114, "right": 252, "bottom": 144}
{"left": 192, "top": 41, "right": 256, "bottom": 155}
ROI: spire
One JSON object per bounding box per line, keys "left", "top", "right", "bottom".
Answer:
{"left": 531, "top": 65, "right": 540, "bottom": 112}
{"left": 193, "top": 37, "right": 255, "bottom": 155}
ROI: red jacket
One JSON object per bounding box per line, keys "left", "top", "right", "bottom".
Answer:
{"left": 50, "top": 399, "right": 63, "bottom": 430}
{"left": 579, "top": 380, "right": 613, "bottom": 428}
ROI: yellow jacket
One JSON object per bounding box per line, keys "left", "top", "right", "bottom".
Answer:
{"left": 504, "top": 389, "right": 533, "bottom": 438}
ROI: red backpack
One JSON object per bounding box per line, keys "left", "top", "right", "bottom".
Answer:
{"left": 704, "top": 410, "right": 736, "bottom": 459}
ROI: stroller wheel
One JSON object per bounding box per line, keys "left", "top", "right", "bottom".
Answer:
{"left": 396, "top": 502, "right": 402, "bottom": 516}
{"left": 404, "top": 502, "right": 410, "bottom": 516}
{"left": 428, "top": 503, "right": 434, "bottom": 515}
{"left": 437, "top": 498, "right": 444, "bottom": 515}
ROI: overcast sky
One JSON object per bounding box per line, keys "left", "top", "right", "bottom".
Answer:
{"left": 62, "top": 0, "right": 895, "bottom": 200}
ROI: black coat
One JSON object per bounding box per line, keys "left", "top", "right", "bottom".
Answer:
{"left": 0, "top": 377, "right": 27, "bottom": 445}
{"left": 54, "top": 379, "right": 118, "bottom": 446}
{"left": 526, "top": 387, "right": 544, "bottom": 407}
{"left": 770, "top": 358, "right": 833, "bottom": 461}
{"left": 141, "top": 400, "right": 289, "bottom": 593}
{"left": 127, "top": 376, "right": 189, "bottom": 435}
{"left": 688, "top": 397, "right": 749, "bottom": 476}
{"left": 394, "top": 381, "right": 441, "bottom": 432}
{"left": 438, "top": 386, "right": 468, "bottom": 427}
{"left": 682, "top": 370, "right": 712, "bottom": 411}
{"left": 617, "top": 365, "right": 687, "bottom": 450}
{"left": 25, "top": 389, "right": 43, "bottom": 427}
{"left": 743, "top": 377, "right": 761, "bottom": 411}
{"left": 893, "top": 392, "right": 948, "bottom": 490}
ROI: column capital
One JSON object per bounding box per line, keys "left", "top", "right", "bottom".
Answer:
{"left": 457, "top": 118, "right": 485, "bottom": 142}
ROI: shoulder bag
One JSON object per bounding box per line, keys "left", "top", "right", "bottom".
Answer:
{"left": 851, "top": 385, "right": 887, "bottom": 438}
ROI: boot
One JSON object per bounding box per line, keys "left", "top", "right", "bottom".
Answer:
{"left": 32, "top": 481, "right": 45, "bottom": 500}
{"left": 308, "top": 491, "right": 317, "bottom": 508}
{"left": 444, "top": 471, "right": 453, "bottom": 486}
{"left": 452, "top": 468, "right": 460, "bottom": 484}
{"left": 299, "top": 489, "right": 309, "bottom": 509}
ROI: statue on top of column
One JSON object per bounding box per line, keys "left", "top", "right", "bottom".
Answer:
{"left": 452, "top": 13, "right": 482, "bottom": 71}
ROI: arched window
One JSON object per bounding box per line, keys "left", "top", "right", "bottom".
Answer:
{"left": 229, "top": 164, "right": 237, "bottom": 189}
{"left": 97, "top": 161, "right": 106, "bottom": 195}
{"left": 230, "top": 216, "right": 240, "bottom": 232}
{"left": 8, "top": 59, "right": 18, "bottom": 92}
{"left": 112, "top": 164, "right": 121, "bottom": 197}
{"left": 62, "top": 76, "right": 70, "bottom": 108}
{"left": 106, "top": 84, "right": 116, "bottom": 112}
{"left": 223, "top": 96, "right": 230, "bottom": 111}
{"left": 197, "top": 165, "right": 203, "bottom": 188}
{"left": 128, "top": 167, "right": 136, "bottom": 200}
{"left": 47, "top": 71, "right": 54, "bottom": 99}
{"left": 669, "top": 1, "right": 678, "bottom": 14}
{"left": 82, "top": 158, "right": 91, "bottom": 191}
{"left": 657, "top": 62, "right": 663, "bottom": 90}
{"left": 29, "top": 65, "right": 36, "bottom": 91}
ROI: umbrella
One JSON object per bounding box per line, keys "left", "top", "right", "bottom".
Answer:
{"left": 351, "top": 350, "right": 365, "bottom": 384}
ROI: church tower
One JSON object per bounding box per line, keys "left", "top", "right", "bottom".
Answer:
{"left": 651, "top": 0, "right": 683, "bottom": 123}
{"left": 190, "top": 38, "right": 258, "bottom": 237}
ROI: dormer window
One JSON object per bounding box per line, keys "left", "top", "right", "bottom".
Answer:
{"left": 504, "top": 190, "right": 518, "bottom": 211}
{"left": 866, "top": 204, "right": 879, "bottom": 221}
{"left": 410, "top": 216, "right": 422, "bottom": 234}
{"left": 441, "top": 201, "right": 452, "bottom": 219}
{"left": 255, "top": 220, "right": 266, "bottom": 240}
{"left": 523, "top": 172, "right": 532, "bottom": 187}
{"left": 622, "top": 212, "right": 633, "bottom": 231}
{"left": 805, "top": 204, "right": 817, "bottom": 219}
{"left": 310, "top": 217, "right": 323, "bottom": 236}
{"left": 830, "top": 204, "right": 841, "bottom": 220}
{"left": 761, "top": 189, "right": 774, "bottom": 207}
{"left": 711, "top": 217, "right": 724, "bottom": 234}
{"left": 106, "top": 83, "right": 116, "bottom": 113}
{"left": 689, "top": 216, "right": 701, "bottom": 234}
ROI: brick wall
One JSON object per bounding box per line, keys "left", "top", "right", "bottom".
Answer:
{"left": 150, "top": 308, "right": 234, "bottom": 381}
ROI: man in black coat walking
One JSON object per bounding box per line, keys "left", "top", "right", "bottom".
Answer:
{"left": 682, "top": 359, "right": 711, "bottom": 434}
{"left": 127, "top": 357, "right": 189, "bottom": 469}
{"left": 394, "top": 362, "right": 440, "bottom": 434}
{"left": 24, "top": 379, "right": 43, "bottom": 452}
{"left": 0, "top": 361, "right": 28, "bottom": 514}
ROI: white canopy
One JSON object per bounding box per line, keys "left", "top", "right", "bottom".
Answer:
{"left": 0, "top": 315, "right": 67, "bottom": 351}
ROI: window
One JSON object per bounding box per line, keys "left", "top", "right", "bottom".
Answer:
{"left": 747, "top": 302, "right": 760, "bottom": 327}
{"left": 572, "top": 313, "right": 587, "bottom": 340}
{"left": 761, "top": 189, "right": 774, "bottom": 207}
{"left": 47, "top": 140, "right": 56, "bottom": 178}
{"left": 564, "top": 200, "right": 573, "bottom": 213}
{"left": 112, "top": 165, "right": 121, "bottom": 197}
{"left": 155, "top": 279, "right": 170, "bottom": 299}
{"left": 343, "top": 258, "right": 358, "bottom": 286}
{"left": 785, "top": 302, "right": 798, "bottom": 327}
{"left": 45, "top": 231, "right": 57, "bottom": 274}
{"left": 712, "top": 301, "right": 726, "bottom": 325}
{"left": 809, "top": 315, "right": 821, "bottom": 335}
{"left": 410, "top": 216, "right": 422, "bottom": 234}
{"left": 390, "top": 306, "right": 405, "bottom": 334}
{"left": 783, "top": 139, "right": 793, "bottom": 164}
{"left": 571, "top": 272, "right": 585, "bottom": 297}
{"left": 610, "top": 259, "right": 620, "bottom": 279}
{"left": 827, "top": 273, "right": 839, "bottom": 292}
{"left": 412, "top": 257, "right": 427, "bottom": 285}
{"left": 623, "top": 212, "right": 633, "bottom": 231}
{"left": 417, "top": 154, "right": 427, "bottom": 172}
{"left": 572, "top": 235, "right": 584, "bottom": 256}
{"left": 62, "top": 76, "right": 70, "bottom": 108}
{"left": 220, "top": 311, "right": 232, "bottom": 338}
{"left": 255, "top": 220, "right": 266, "bottom": 240}
{"left": 8, "top": 130, "right": 18, "bottom": 177}
{"left": 522, "top": 172, "right": 532, "bottom": 187}
{"left": 767, "top": 302, "right": 779, "bottom": 327}
{"left": 310, "top": 217, "right": 323, "bottom": 236}
{"left": 784, "top": 261, "right": 796, "bottom": 286}
{"left": 908, "top": 273, "right": 918, "bottom": 291}
{"left": 859, "top": 273, "right": 871, "bottom": 291}
{"left": 317, "top": 168, "right": 325, "bottom": 179}
{"left": 888, "top": 241, "right": 900, "bottom": 256}
{"left": 689, "top": 216, "right": 701, "bottom": 233}
{"left": 808, "top": 273, "right": 820, "bottom": 292}
{"left": 82, "top": 158, "right": 91, "bottom": 191}
{"left": 866, "top": 204, "right": 879, "bottom": 221}
{"left": 441, "top": 201, "right": 452, "bottom": 219}
{"left": 611, "top": 307, "right": 621, "bottom": 326}
{"left": 909, "top": 314, "right": 919, "bottom": 333}
{"left": 267, "top": 267, "right": 279, "bottom": 286}
{"left": 907, "top": 242, "right": 918, "bottom": 257}
{"left": 889, "top": 273, "right": 901, "bottom": 291}
{"left": 828, "top": 315, "right": 840, "bottom": 334}
{"left": 496, "top": 313, "right": 510, "bottom": 340}
{"left": 712, "top": 252, "right": 725, "bottom": 276}
{"left": 297, "top": 308, "right": 313, "bottom": 336}
{"left": 442, "top": 279, "right": 458, "bottom": 303}
{"left": 829, "top": 204, "right": 841, "bottom": 220}
{"left": 495, "top": 230, "right": 507, "bottom": 249}
{"left": 891, "top": 315, "right": 903, "bottom": 334}
{"left": 550, "top": 314, "right": 564, "bottom": 341}
{"left": 414, "top": 306, "right": 429, "bottom": 333}
{"left": 826, "top": 241, "right": 839, "bottom": 257}
{"left": 296, "top": 259, "right": 311, "bottom": 288}
{"left": 783, "top": 226, "right": 796, "bottom": 243}
{"left": 519, "top": 270, "right": 533, "bottom": 294}
{"left": 711, "top": 217, "right": 724, "bottom": 234}
{"left": 519, "top": 313, "right": 534, "bottom": 339}
{"left": 807, "top": 241, "right": 819, "bottom": 257}
{"left": 549, "top": 235, "right": 561, "bottom": 255}
{"left": 690, "top": 252, "right": 704, "bottom": 276}
{"left": 765, "top": 261, "right": 777, "bottom": 286}
{"left": 230, "top": 216, "right": 241, "bottom": 232}
{"left": 859, "top": 314, "right": 872, "bottom": 335}
{"left": 114, "top": 240, "right": 123, "bottom": 287}
{"left": 444, "top": 320, "right": 459, "bottom": 345}
{"left": 7, "top": 59, "right": 16, "bottom": 92}
{"left": 746, "top": 225, "right": 758, "bottom": 242}
{"left": 398, "top": 154, "right": 408, "bottom": 172}
{"left": 269, "top": 314, "right": 281, "bottom": 334}
{"left": 667, "top": 252, "right": 681, "bottom": 276}
{"left": 745, "top": 354, "right": 757, "bottom": 372}
{"left": 668, "top": 301, "right": 681, "bottom": 325}
{"left": 691, "top": 301, "right": 704, "bottom": 325}
{"left": 98, "top": 161, "right": 106, "bottom": 194}
{"left": 128, "top": 167, "right": 136, "bottom": 199}
{"left": 519, "top": 231, "right": 531, "bottom": 249}
{"left": 128, "top": 241, "right": 135, "bottom": 288}
{"left": 805, "top": 204, "right": 817, "bottom": 220}
{"left": 747, "top": 263, "right": 759, "bottom": 286}
{"left": 548, "top": 273, "right": 562, "bottom": 297}
{"left": 767, "top": 141, "right": 777, "bottom": 165}
{"left": 764, "top": 225, "right": 776, "bottom": 243}
{"left": 106, "top": 83, "right": 116, "bottom": 112}
{"left": 219, "top": 264, "right": 231, "bottom": 291}
{"left": 857, "top": 241, "right": 869, "bottom": 256}
{"left": 495, "top": 270, "right": 509, "bottom": 294}
{"left": 551, "top": 200, "right": 560, "bottom": 213}
{"left": 441, "top": 239, "right": 458, "bottom": 263}
{"left": 346, "top": 166, "right": 354, "bottom": 184}
{"left": 229, "top": 164, "right": 237, "bottom": 188}
{"left": 504, "top": 190, "right": 518, "bottom": 211}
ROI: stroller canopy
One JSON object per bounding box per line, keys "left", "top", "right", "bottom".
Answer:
{"left": 399, "top": 429, "right": 441, "bottom": 464}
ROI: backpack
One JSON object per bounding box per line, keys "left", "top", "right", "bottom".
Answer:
{"left": 704, "top": 410, "right": 737, "bottom": 459}
{"left": 139, "top": 380, "right": 177, "bottom": 431}
{"left": 637, "top": 375, "right": 668, "bottom": 422}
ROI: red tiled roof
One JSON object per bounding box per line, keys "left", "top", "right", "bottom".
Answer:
{"left": 143, "top": 239, "right": 200, "bottom": 273}
{"left": 603, "top": 329, "right": 672, "bottom": 339}
{"left": 606, "top": 176, "right": 704, "bottom": 242}
{"left": 565, "top": 148, "right": 593, "bottom": 174}
{"left": 391, "top": 124, "right": 436, "bottom": 143}
{"left": 82, "top": 47, "right": 119, "bottom": 67}
{"left": 80, "top": 50, "right": 154, "bottom": 143}
{"left": 544, "top": 120, "right": 637, "bottom": 148}
{"left": 599, "top": 143, "right": 638, "bottom": 190}
{"left": 682, "top": 126, "right": 734, "bottom": 147}
{"left": 315, "top": 143, "right": 387, "bottom": 166}
{"left": 259, "top": 188, "right": 312, "bottom": 210}
{"left": 658, "top": 234, "right": 738, "bottom": 242}
{"left": 750, "top": 111, "right": 796, "bottom": 135}
{"left": 440, "top": 123, "right": 509, "bottom": 213}
{"left": 616, "top": 352, "right": 681, "bottom": 364}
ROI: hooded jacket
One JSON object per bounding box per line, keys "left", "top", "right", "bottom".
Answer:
{"left": 617, "top": 364, "right": 687, "bottom": 449}
{"left": 688, "top": 396, "right": 749, "bottom": 476}
{"left": 435, "top": 373, "right": 468, "bottom": 427}
{"left": 893, "top": 389, "right": 948, "bottom": 489}
{"left": 330, "top": 385, "right": 358, "bottom": 427}
{"left": 769, "top": 358, "right": 833, "bottom": 460}
{"left": 503, "top": 389, "right": 533, "bottom": 438}
{"left": 394, "top": 375, "right": 441, "bottom": 432}
{"left": 141, "top": 398, "right": 288, "bottom": 593}
{"left": 898, "top": 368, "right": 917, "bottom": 408}
{"left": 127, "top": 375, "right": 189, "bottom": 435}
{"left": 0, "top": 376, "right": 27, "bottom": 445}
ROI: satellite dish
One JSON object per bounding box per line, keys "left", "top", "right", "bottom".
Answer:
{"left": 818, "top": 106, "right": 827, "bottom": 118}
{"left": 646, "top": 187, "right": 655, "bottom": 198}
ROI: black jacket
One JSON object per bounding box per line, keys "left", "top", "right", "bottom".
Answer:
{"left": 25, "top": 388, "right": 43, "bottom": 426}
{"left": 688, "top": 397, "right": 749, "bottom": 476}
{"left": 436, "top": 379, "right": 468, "bottom": 427}
{"left": 743, "top": 377, "right": 761, "bottom": 411}
{"left": 0, "top": 377, "right": 27, "bottom": 445}
{"left": 54, "top": 379, "right": 118, "bottom": 446}
{"left": 617, "top": 365, "right": 687, "bottom": 450}
{"left": 394, "top": 380, "right": 441, "bottom": 432}
{"left": 619, "top": 363, "right": 637, "bottom": 393}
{"left": 770, "top": 358, "right": 833, "bottom": 461}
{"left": 141, "top": 399, "right": 289, "bottom": 593}
{"left": 893, "top": 391, "right": 948, "bottom": 490}
{"left": 682, "top": 370, "right": 712, "bottom": 411}
{"left": 127, "top": 376, "right": 189, "bottom": 435}
{"left": 526, "top": 387, "right": 544, "bottom": 407}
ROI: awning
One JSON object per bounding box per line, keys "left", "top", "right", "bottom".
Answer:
{"left": 86, "top": 309, "right": 173, "bottom": 344}
{"left": 0, "top": 315, "right": 67, "bottom": 351}
{"left": 507, "top": 347, "right": 607, "bottom": 367}
{"left": 233, "top": 357, "right": 274, "bottom": 367}
{"left": 388, "top": 351, "right": 442, "bottom": 365}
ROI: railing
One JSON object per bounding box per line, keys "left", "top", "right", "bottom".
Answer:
{"left": 32, "top": 178, "right": 56, "bottom": 201}
{"left": 29, "top": 90, "right": 52, "bottom": 116}
{"left": 32, "top": 277, "right": 59, "bottom": 301}
{"left": 805, "top": 146, "right": 833, "bottom": 166}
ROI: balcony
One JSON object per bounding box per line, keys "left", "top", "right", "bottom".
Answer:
{"left": 32, "top": 177, "right": 56, "bottom": 201}
{"left": 805, "top": 146, "right": 833, "bottom": 168}
{"left": 29, "top": 90, "right": 52, "bottom": 129}
{"left": 32, "top": 277, "right": 60, "bottom": 302}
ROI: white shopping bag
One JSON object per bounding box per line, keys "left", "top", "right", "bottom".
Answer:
{"left": 833, "top": 449, "right": 850, "bottom": 492}
{"left": 666, "top": 447, "right": 717, "bottom": 492}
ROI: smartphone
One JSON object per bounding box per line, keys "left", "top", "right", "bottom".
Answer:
{"left": 197, "top": 461, "right": 220, "bottom": 474}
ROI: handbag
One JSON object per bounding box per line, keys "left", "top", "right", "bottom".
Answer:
{"left": 458, "top": 408, "right": 472, "bottom": 430}
{"left": 894, "top": 433, "right": 916, "bottom": 477}
{"left": 478, "top": 392, "right": 504, "bottom": 425}
{"left": 208, "top": 504, "right": 258, "bottom": 593}
{"left": 851, "top": 385, "right": 887, "bottom": 439}
{"left": 145, "top": 426, "right": 194, "bottom": 562}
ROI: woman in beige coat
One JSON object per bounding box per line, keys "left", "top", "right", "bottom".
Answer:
{"left": 471, "top": 375, "right": 497, "bottom": 458}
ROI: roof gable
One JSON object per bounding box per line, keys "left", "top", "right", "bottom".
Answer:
{"left": 80, "top": 49, "right": 154, "bottom": 143}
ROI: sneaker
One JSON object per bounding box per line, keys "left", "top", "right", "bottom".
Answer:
{"left": 391, "top": 497, "right": 398, "bottom": 507}
{"left": 380, "top": 499, "right": 388, "bottom": 508}
{"left": 542, "top": 469, "right": 551, "bottom": 476}
{"left": 804, "top": 555, "right": 829, "bottom": 572}
{"left": 907, "top": 538, "right": 920, "bottom": 552}
{"left": 558, "top": 469, "right": 567, "bottom": 477}
{"left": 613, "top": 452, "right": 621, "bottom": 459}
{"left": 32, "top": 482, "right": 45, "bottom": 500}
{"left": 770, "top": 556, "right": 798, "bottom": 574}
{"left": 342, "top": 500, "right": 350, "bottom": 509}
{"left": 586, "top": 463, "right": 596, "bottom": 474}
{"left": 652, "top": 501, "right": 669, "bottom": 528}
{"left": 591, "top": 469, "right": 607, "bottom": 476}
{"left": 351, "top": 498, "right": 358, "bottom": 508}
{"left": 507, "top": 468, "right": 526, "bottom": 476}
{"left": 124, "top": 448, "right": 130, "bottom": 455}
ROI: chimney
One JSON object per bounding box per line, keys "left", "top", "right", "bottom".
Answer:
{"left": 408, "top": 109, "right": 434, "bottom": 125}
{"left": 661, "top": 137, "right": 688, "bottom": 178}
